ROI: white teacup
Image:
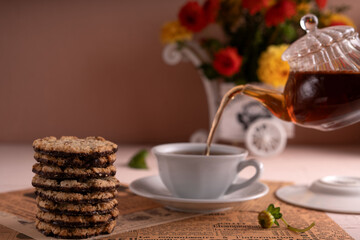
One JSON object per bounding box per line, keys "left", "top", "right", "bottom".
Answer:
{"left": 152, "top": 143, "right": 263, "bottom": 199}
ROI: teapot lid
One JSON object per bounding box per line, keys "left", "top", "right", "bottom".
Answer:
{"left": 282, "top": 14, "right": 360, "bottom": 72}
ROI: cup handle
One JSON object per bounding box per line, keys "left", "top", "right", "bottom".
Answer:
{"left": 224, "top": 159, "right": 263, "bottom": 195}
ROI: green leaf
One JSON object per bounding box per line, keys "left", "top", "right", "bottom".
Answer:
{"left": 199, "top": 64, "right": 220, "bottom": 80}
{"left": 266, "top": 204, "right": 282, "bottom": 220}
{"left": 201, "top": 38, "right": 223, "bottom": 56}
{"left": 272, "top": 212, "right": 282, "bottom": 219}
{"left": 280, "top": 23, "right": 297, "bottom": 43}
{"left": 267, "top": 204, "right": 275, "bottom": 212}
{"left": 128, "top": 149, "right": 149, "bottom": 169}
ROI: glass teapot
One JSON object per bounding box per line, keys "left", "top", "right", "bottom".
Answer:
{"left": 230, "top": 14, "right": 360, "bottom": 131}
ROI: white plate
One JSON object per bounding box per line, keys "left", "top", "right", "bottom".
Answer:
{"left": 276, "top": 176, "right": 360, "bottom": 214}
{"left": 129, "top": 175, "right": 269, "bottom": 213}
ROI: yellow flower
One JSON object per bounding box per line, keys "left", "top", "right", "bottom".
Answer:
{"left": 297, "top": 2, "right": 311, "bottom": 14}
{"left": 257, "top": 44, "right": 290, "bottom": 88}
{"left": 161, "top": 21, "right": 193, "bottom": 44}
{"left": 321, "top": 13, "right": 356, "bottom": 28}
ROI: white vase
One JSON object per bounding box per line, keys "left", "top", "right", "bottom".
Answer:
{"left": 163, "top": 43, "right": 294, "bottom": 157}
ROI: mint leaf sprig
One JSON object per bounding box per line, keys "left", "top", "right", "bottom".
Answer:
{"left": 258, "top": 204, "right": 315, "bottom": 233}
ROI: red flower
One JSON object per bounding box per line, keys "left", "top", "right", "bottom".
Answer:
{"left": 203, "top": 0, "right": 220, "bottom": 23}
{"left": 242, "top": 0, "right": 271, "bottom": 15}
{"left": 213, "top": 47, "right": 242, "bottom": 77}
{"left": 178, "top": 1, "right": 207, "bottom": 32}
{"left": 265, "top": 0, "right": 296, "bottom": 27}
{"left": 316, "top": 0, "right": 327, "bottom": 9}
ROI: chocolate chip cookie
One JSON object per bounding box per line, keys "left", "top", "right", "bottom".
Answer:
{"left": 35, "top": 219, "right": 116, "bottom": 239}
{"left": 33, "top": 136, "right": 118, "bottom": 159}
{"left": 35, "top": 188, "right": 117, "bottom": 204}
{"left": 36, "top": 197, "right": 118, "bottom": 216}
{"left": 32, "top": 163, "right": 116, "bottom": 179}
{"left": 36, "top": 208, "right": 119, "bottom": 227}
{"left": 32, "top": 175, "right": 120, "bottom": 193}
{"left": 34, "top": 152, "right": 116, "bottom": 168}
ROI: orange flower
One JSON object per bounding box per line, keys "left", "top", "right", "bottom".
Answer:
{"left": 242, "top": 0, "right": 271, "bottom": 15}
{"left": 178, "top": 1, "right": 207, "bottom": 32}
{"left": 213, "top": 47, "right": 242, "bottom": 77}
{"left": 203, "top": 0, "right": 220, "bottom": 23}
{"left": 265, "top": 0, "right": 296, "bottom": 27}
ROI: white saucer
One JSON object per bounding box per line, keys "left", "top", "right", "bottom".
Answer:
{"left": 276, "top": 176, "right": 360, "bottom": 214}
{"left": 129, "top": 175, "right": 269, "bottom": 213}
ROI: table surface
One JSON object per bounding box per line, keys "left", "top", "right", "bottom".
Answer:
{"left": 0, "top": 143, "right": 359, "bottom": 239}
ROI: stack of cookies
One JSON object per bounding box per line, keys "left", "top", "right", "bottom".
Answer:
{"left": 31, "top": 136, "right": 120, "bottom": 239}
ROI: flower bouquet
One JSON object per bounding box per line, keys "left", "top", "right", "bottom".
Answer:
{"left": 161, "top": 0, "right": 355, "bottom": 88}
{"left": 160, "top": 0, "right": 355, "bottom": 155}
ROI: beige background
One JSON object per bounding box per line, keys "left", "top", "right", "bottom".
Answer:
{"left": 0, "top": 0, "right": 359, "bottom": 145}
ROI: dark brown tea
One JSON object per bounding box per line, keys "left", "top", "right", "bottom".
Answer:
{"left": 172, "top": 150, "right": 233, "bottom": 156}
{"left": 284, "top": 71, "right": 360, "bottom": 127}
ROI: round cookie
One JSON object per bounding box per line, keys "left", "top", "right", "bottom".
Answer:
{"left": 34, "top": 152, "right": 116, "bottom": 168}
{"left": 33, "top": 136, "right": 118, "bottom": 159}
{"left": 32, "top": 175, "right": 121, "bottom": 193}
{"left": 36, "top": 219, "right": 116, "bottom": 239}
{"left": 35, "top": 188, "right": 117, "bottom": 204}
{"left": 32, "top": 163, "right": 116, "bottom": 179}
{"left": 36, "top": 197, "right": 118, "bottom": 216}
{"left": 36, "top": 208, "right": 119, "bottom": 227}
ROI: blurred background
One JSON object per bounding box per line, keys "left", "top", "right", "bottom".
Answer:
{"left": 0, "top": 0, "right": 359, "bottom": 145}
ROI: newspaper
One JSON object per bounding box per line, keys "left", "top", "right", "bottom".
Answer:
{"left": 0, "top": 181, "right": 353, "bottom": 240}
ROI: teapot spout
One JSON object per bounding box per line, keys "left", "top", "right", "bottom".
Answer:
{"left": 242, "top": 85, "right": 291, "bottom": 122}
{"left": 205, "top": 84, "right": 291, "bottom": 155}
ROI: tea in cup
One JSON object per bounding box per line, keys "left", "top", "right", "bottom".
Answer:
{"left": 152, "top": 143, "right": 263, "bottom": 199}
